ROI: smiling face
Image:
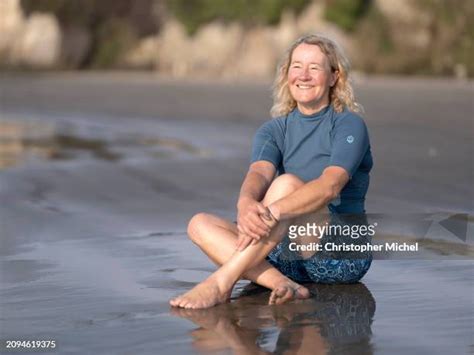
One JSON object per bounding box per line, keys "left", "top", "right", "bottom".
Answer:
{"left": 288, "top": 43, "right": 338, "bottom": 115}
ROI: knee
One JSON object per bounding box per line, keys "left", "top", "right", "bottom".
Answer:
{"left": 265, "top": 174, "right": 304, "bottom": 203}
{"left": 272, "top": 174, "right": 304, "bottom": 192}
{"left": 187, "top": 212, "right": 211, "bottom": 244}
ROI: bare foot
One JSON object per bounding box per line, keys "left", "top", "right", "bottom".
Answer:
{"left": 170, "top": 277, "right": 232, "bottom": 309}
{"left": 269, "top": 282, "right": 310, "bottom": 305}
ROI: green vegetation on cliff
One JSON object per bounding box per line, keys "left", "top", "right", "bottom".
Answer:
{"left": 166, "top": 0, "right": 310, "bottom": 35}
{"left": 324, "top": 0, "right": 370, "bottom": 32}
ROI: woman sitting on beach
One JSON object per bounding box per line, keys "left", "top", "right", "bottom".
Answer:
{"left": 170, "top": 34, "right": 373, "bottom": 309}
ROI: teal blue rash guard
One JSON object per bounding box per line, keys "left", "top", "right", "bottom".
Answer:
{"left": 250, "top": 105, "right": 373, "bottom": 214}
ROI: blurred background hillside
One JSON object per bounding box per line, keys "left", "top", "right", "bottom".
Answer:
{"left": 1, "top": 0, "right": 473, "bottom": 78}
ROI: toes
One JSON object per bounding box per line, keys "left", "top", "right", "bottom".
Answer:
{"left": 269, "top": 290, "right": 277, "bottom": 305}
{"left": 189, "top": 301, "right": 204, "bottom": 309}
{"left": 269, "top": 287, "right": 291, "bottom": 305}
{"left": 184, "top": 302, "right": 196, "bottom": 309}
{"left": 171, "top": 297, "right": 210, "bottom": 309}
{"left": 269, "top": 291, "right": 277, "bottom": 304}
{"left": 275, "top": 288, "right": 294, "bottom": 305}
{"left": 169, "top": 297, "right": 180, "bottom": 307}
{"left": 295, "top": 286, "right": 310, "bottom": 299}
{"left": 170, "top": 295, "right": 189, "bottom": 308}
{"left": 180, "top": 299, "right": 191, "bottom": 308}
{"left": 269, "top": 285, "right": 310, "bottom": 305}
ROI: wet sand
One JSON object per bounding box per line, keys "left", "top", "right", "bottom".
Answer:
{"left": 0, "top": 73, "right": 473, "bottom": 354}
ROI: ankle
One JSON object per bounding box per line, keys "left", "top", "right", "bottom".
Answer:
{"left": 208, "top": 273, "right": 234, "bottom": 295}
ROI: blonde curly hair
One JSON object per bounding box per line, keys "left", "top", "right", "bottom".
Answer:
{"left": 270, "top": 34, "right": 363, "bottom": 117}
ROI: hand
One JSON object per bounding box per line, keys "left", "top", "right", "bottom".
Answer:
{"left": 237, "top": 197, "right": 272, "bottom": 242}
{"left": 236, "top": 202, "right": 279, "bottom": 251}
{"left": 236, "top": 232, "right": 254, "bottom": 252}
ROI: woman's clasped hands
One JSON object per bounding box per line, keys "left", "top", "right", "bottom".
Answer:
{"left": 236, "top": 197, "right": 279, "bottom": 251}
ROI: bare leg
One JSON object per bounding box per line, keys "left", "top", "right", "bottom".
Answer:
{"left": 170, "top": 174, "right": 312, "bottom": 308}
{"left": 187, "top": 173, "right": 310, "bottom": 291}
{"left": 170, "top": 215, "right": 298, "bottom": 308}
{"left": 187, "top": 213, "right": 302, "bottom": 291}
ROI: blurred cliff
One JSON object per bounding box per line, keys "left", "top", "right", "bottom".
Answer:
{"left": 0, "top": 0, "right": 472, "bottom": 78}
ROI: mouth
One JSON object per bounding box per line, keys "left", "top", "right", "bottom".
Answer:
{"left": 296, "top": 84, "right": 314, "bottom": 90}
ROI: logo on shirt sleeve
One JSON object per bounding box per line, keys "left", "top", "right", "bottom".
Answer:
{"left": 346, "top": 135, "right": 354, "bottom": 144}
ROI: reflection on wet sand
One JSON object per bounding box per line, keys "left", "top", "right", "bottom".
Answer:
{"left": 171, "top": 283, "right": 375, "bottom": 355}
{"left": 0, "top": 120, "right": 57, "bottom": 168}
{"left": 0, "top": 119, "right": 210, "bottom": 169}
{"left": 0, "top": 120, "right": 121, "bottom": 167}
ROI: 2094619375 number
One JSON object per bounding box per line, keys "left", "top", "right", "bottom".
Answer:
{"left": 4, "top": 340, "right": 56, "bottom": 349}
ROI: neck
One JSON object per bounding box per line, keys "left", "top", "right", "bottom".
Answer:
{"left": 297, "top": 98, "right": 330, "bottom": 115}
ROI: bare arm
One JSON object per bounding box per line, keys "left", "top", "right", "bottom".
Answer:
{"left": 267, "top": 166, "right": 350, "bottom": 221}
{"left": 235, "top": 161, "right": 276, "bottom": 248}
{"left": 237, "top": 161, "right": 276, "bottom": 208}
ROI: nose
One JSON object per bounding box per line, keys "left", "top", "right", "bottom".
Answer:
{"left": 299, "top": 67, "right": 311, "bottom": 80}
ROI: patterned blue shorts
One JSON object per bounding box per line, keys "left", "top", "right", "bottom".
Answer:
{"left": 266, "top": 215, "right": 373, "bottom": 284}
{"left": 267, "top": 244, "right": 372, "bottom": 284}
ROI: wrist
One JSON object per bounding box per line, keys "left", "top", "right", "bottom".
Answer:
{"left": 267, "top": 204, "right": 281, "bottom": 222}
{"left": 237, "top": 195, "right": 254, "bottom": 209}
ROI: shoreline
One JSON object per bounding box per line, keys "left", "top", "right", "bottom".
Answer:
{"left": 2, "top": 69, "right": 473, "bottom": 86}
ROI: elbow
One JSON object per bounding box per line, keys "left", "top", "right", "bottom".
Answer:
{"left": 323, "top": 181, "right": 340, "bottom": 204}
{"left": 325, "top": 187, "right": 339, "bottom": 203}
{"left": 319, "top": 166, "right": 348, "bottom": 204}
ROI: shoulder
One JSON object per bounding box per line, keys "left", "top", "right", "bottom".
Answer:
{"left": 331, "top": 109, "right": 368, "bottom": 131}
{"left": 332, "top": 109, "right": 365, "bottom": 124}
{"left": 256, "top": 116, "right": 287, "bottom": 136}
